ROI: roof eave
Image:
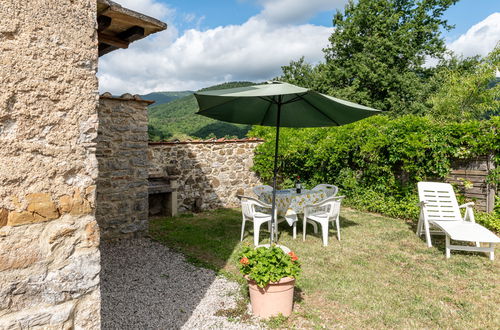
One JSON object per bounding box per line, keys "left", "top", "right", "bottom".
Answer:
{"left": 96, "top": 0, "right": 167, "bottom": 57}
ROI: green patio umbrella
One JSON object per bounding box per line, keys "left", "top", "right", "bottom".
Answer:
{"left": 194, "top": 81, "right": 380, "bottom": 243}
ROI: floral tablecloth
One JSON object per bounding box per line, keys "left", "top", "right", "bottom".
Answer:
{"left": 260, "top": 189, "right": 333, "bottom": 217}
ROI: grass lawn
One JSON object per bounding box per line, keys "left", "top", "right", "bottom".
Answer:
{"left": 149, "top": 208, "right": 500, "bottom": 329}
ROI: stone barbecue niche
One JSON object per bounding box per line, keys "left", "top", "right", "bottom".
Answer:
{"left": 148, "top": 173, "right": 179, "bottom": 217}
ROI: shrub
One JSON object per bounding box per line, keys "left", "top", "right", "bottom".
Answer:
{"left": 476, "top": 212, "right": 500, "bottom": 233}
{"left": 249, "top": 115, "right": 499, "bottom": 231}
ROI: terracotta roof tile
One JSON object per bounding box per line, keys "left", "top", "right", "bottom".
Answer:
{"left": 149, "top": 137, "right": 264, "bottom": 145}
{"left": 99, "top": 93, "right": 155, "bottom": 104}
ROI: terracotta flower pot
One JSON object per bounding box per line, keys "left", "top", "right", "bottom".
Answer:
{"left": 246, "top": 276, "right": 295, "bottom": 318}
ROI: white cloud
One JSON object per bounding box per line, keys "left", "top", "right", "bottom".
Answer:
{"left": 99, "top": 3, "right": 500, "bottom": 94}
{"left": 448, "top": 13, "right": 500, "bottom": 58}
{"left": 113, "top": 0, "right": 174, "bottom": 21}
{"left": 98, "top": 17, "right": 332, "bottom": 94}
{"left": 257, "top": 0, "right": 346, "bottom": 25}
{"left": 98, "top": 1, "right": 337, "bottom": 94}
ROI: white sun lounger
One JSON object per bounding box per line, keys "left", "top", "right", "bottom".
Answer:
{"left": 417, "top": 182, "right": 500, "bottom": 260}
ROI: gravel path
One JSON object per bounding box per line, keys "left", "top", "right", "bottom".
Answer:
{"left": 100, "top": 237, "right": 263, "bottom": 329}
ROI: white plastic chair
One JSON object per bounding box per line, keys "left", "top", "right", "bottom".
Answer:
{"left": 284, "top": 209, "right": 298, "bottom": 240}
{"left": 240, "top": 196, "right": 277, "bottom": 246}
{"left": 303, "top": 196, "right": 345, "bottom": 246}
{"left": 417, "top": 182, "right": 500, "bottom": 260}
{"left": 253, "top": 185, "right": 273, "bottom": 198}
{"left": 311, "top": 184, "right": 338, "bottom": 196}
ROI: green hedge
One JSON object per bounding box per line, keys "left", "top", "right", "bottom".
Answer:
{"left": 249, "top": 115, "right": 500, "bottom": 231}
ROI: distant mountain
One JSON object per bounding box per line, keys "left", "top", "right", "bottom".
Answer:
{"left": 140, "top": 91, "right": 193, "bottom": 107}
{"left": 148, "top": 82, "right": 256, "bottom": 141}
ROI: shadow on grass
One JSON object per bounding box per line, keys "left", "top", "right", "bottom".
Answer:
{"left": 282, "top": 215, "right": 359, "bottom": 242}
{"left": 415, "top": 234, "right": 491, "bottom": 259}
{"left": 293, "top": 285, "right": 304, "bottom": 304}
{"left": 340, "top": 216, "right": 359, "bottom": 229}
{"left": 405, "top": 219, "right": 491, "bottom": 259}
{"left": 149, "top": 208, "right": 247, "bottom": 280}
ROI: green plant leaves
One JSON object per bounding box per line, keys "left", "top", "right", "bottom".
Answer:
{"left": 238, "top": 246, "right": 301, "bottom": 288}
{"left": 250, "top": 115, "right": 499, "bottom": 230}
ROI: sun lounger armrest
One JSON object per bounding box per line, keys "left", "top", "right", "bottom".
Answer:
{"left": 459, "top": 202, "right": 474, "bottom": 209}
{"left": 458, "top": 202, "right": 476, "bottom": 222}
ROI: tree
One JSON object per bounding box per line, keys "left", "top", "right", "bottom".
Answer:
{"left": 429, "top": 45, "right": 500, "bottom": 121}
{"left": 278, "top": 57, "right": 318, "bottom": 89}
{"left": 319, "top": 0, "right": 457, "bottom": 114}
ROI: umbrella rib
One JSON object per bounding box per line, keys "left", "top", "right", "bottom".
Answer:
{"left": 259, "top": 94, "right": 304, "bottom": 105}
{"left": 296, "top": 94, "right": 341, "bottom": 126}
{"left": 258, "top": 96, "right": 278, "bottom": 104}
{"left": 258, "top": 94, "right": 305, "bottom": 126}
{"left": 195, "top": 97, "right": 243, "bottom": 115}
{"left": 282, "top": 94, "right": 306, "bottom": 105}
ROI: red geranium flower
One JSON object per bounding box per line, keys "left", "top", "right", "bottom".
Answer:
{"left": 239, "top": 257, "right": 249, "bottom": 265}
{"left": 288, "top": 251, "right": 298, "bottom": 262}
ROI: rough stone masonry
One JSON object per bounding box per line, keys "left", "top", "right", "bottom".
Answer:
{"left": 0, "top": 1, "right": 101, "bottom": 328}
{"left": 148, "top": 139, "right": 263, "bottom": 212}
{"left": 96, "top": 94, "right": 151, "bottom": 240}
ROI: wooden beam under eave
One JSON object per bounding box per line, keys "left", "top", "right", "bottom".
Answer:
{"left": 98, "top": 32, "right": 130, "bottom": 49}
{"left": 98, "top": 43, "right": 118, "bottom": 57}
{"left": 98, "top": 15, "right": 112, "bottom": 32}
{"left": 118, "top": 26, "right": 145, "bottom": 43}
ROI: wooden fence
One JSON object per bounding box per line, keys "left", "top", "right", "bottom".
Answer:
{"left": 446, "top": 155, "right": 496, "bottom": 212}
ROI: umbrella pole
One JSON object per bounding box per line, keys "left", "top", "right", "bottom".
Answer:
{"left": 270, "top": 100, "right": 282, "bottom": 244}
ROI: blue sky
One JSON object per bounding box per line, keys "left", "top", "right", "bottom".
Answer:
{"left": 161, "top": 0, "right": 498, "bottom": 38}
{"left": 441, "top": 0, "right": 499, "bottom": 39}
{"left": 98, "top": 0, "right": 500, "bottom": 94}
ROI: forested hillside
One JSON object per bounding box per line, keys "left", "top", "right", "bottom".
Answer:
{"left": 140, "top": 91, "right": 193, "bottom": 107}
{"left": 148, "top": 81, "right": 255, "bottom": 141}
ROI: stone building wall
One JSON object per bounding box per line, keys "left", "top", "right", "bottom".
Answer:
{"left": 0, "top": 1, "right": 100, "bottom": 328}
{"left": 149, "top": 139, "right": 263, "bottom": 212}
{"left": 96, "top": 95, "right": 150, "bottom": 239}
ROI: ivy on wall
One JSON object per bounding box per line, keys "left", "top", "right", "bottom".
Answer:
{"left": 249, "top": 115, "right": 499, "bottom": 231}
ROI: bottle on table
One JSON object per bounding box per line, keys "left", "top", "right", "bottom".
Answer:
{"left": 295, "top": 176, "right": 302, "bottom": 194}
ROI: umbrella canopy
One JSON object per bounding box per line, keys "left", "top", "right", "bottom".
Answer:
{"left": 195, "top": 81, "right": 381, "bottom": 243}
{"left": 195, "top": 82, "right": 379, "bottom": 127}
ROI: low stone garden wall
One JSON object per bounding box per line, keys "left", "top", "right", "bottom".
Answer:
{"left": 148, "top": 139, "right": 263, "bottom": 212}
